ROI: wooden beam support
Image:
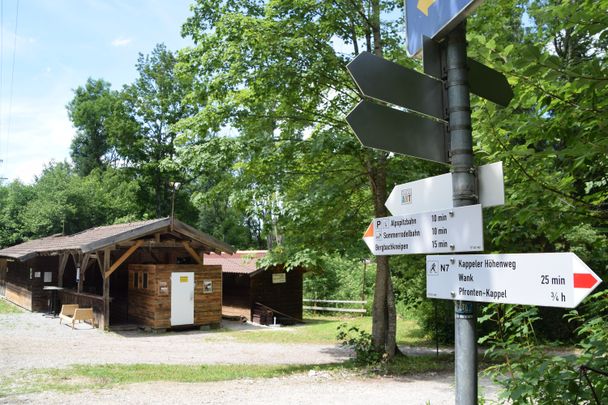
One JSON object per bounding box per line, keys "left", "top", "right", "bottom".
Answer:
{"left": 57, "top": 254, "right": 69, "bottom": 287}
{"left": 102, "top": 248, "right": 111, "bottom": 330}
{"left": 116, "top": 239, "right": 185, "bottom": 249}
{"left": 77, "top": 253, "right": 91, "bottom": 293}
{"left": 96, "top": 253, "right": 103, "bottom": 277}
{"left": 105, "top": 240, "right": 143, "bottom": 279}
{"left": 182, "top": 241, "right": 204, "bottom": 266}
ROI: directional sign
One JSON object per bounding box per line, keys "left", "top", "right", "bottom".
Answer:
{"left": 363, "top": 204, "right": 483, "bottom": 256}
{"left": 406, "top": 0, "right": 485, "bottom": 56}
{"left": 423, "top": 36, "right": 513, "bottom": 107}
{"left": 386, "top": 172, "right": 452, "bottom": 215}
{"left": 346, "top": 100, "right": 449, "bottom": 164}
{"left": 426, "top": 253, "right": 602, "bottom": 308}
{"left": 347, "top": 51, "right": 445, "bottom": 120}
{"left": 385, "top": 162, "right": 504, "bottom": 215}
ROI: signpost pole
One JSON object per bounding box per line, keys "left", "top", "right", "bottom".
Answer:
{"left": 447, "top": 22, "right": 478, "bottom": 405}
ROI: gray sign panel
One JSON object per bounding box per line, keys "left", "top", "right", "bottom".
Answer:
{"left": 346, "top": 100, "right": 449, "bottom": 164}
{"left": 423, "top": 36, "right": 513, "bottom": 107}
{"left": 347, "top": 51, "right": 445, "bottom": 120}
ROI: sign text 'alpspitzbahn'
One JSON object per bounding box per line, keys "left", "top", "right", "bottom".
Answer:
{"left": 363, "top": 204, "right": 483, "bottom": 256}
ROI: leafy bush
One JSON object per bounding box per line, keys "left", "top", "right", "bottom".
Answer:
{"left": 480, "top": 291, "right": 608, "bottom": 404}
{"left": 336, "top": 323, "right": 383, "bottom": 366}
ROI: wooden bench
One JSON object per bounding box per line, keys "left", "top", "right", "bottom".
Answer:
{"left": 59, "top": 304, "right": 94, "bottom": 329}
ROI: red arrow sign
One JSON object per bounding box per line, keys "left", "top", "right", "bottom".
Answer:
{"left": 574, "top": 273, "right": 600, "bottom": 289}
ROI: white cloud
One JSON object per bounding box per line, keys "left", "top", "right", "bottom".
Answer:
{"left": 111, "top": 37, "right": 132, "bottom": 47}
{"left": 0, "top": 96, "right": 75, "bottom": 184}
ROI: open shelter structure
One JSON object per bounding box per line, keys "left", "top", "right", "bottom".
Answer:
{"left": 0, "top": 218, "right": 234, "bottom": 330}
{"left": 204, "top": 250, "right": 305, "bottom": 325}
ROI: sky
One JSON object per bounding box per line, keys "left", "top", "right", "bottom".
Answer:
{"left": 0, "top": 0, "right": 195, "bottom": 183}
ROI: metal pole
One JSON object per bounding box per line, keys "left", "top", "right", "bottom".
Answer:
{"left": 447, "top": 22, "right": 478, "bottom": 405}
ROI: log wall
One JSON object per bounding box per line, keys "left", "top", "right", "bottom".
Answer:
{"left": 128, "top": 264, "right": 222, "bottom": 329}
{"left": 0, "top": 259, "right": 6, "bottom": 296}
{"left": 250, "top": 266, "right": 303, "bottom": 322}
{"left": 3, "top": 257, "right": 60, "bottom": 312}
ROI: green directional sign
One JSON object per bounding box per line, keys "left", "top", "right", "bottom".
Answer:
{"left": 346, "top": 100, "right": 449, "bottom": 164}
{"left": 347, "top": 51, "right": 445, "bottom": 120}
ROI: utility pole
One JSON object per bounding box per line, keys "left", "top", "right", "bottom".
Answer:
{"left": 169, "top": 181, "right": 181, "bottom": 230}
{"left": 0, "top": 159, "right": 7, "bottom": 183}
{"left": 447, "top": 22, "right": 478, "bottom": 405}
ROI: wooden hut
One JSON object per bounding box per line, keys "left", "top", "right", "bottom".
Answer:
{"left": 0, "top": 218, "right": 234, "bottom": 330}
{"left": 204, "top": 250, "right": 304, "bottom": 325}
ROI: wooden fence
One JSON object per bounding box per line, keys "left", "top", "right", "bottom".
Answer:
{"left": 303, "top": 298, "right": 367, "bottom": 314}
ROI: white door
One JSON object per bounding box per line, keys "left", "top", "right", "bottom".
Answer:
{"left": 171, "top": 272, "right": 194, "bottom": 326}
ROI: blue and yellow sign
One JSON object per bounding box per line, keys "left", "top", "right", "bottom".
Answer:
{"left": 405, "top": 0, "right": 484, "bottom": 56}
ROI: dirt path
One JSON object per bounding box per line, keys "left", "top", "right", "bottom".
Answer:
{"left": 0, "top": 312, "right": 349, "bottom": 377}
{"left": 0, "top": 311, "right": 500, "bottom": 404}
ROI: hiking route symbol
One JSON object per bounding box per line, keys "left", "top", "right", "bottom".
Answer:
{"left": 417, "top": 0, "right": 437, "bottom": 15}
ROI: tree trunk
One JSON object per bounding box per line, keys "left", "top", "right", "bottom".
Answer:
{"left": 367, "top": 0, "right": 399, "bottom": 358}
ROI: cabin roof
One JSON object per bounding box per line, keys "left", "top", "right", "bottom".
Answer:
{"left": 0, "top": 218, "right": 235, "bottom": 261}
{"left": 203, "top": 250, "right": 268, "bottom": 275}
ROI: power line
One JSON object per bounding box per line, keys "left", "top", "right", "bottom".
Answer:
{"left": 1, "top": 0, "right": 5, "bottom": 163}
{"left": 5, "top": 0, "right": 19, "bottom": 170}
{"left": 0, "top": 0, "right": 20, "bottom": 181}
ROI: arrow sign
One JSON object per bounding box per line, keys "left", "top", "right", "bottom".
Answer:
{"left": 385, "top": 162, "right": 504, "bottom": 215}
{"left": 406, "top": 0, "right": 485, "bottom": 56}
{"left": 423, "top": 36, "right": 513, "bottom": 107}
{"left": 426, "top": 253, "right": 602, "bottom": 308}
{"left": 347, "top": 51, "right": 445, "bottom": 120}
{"left": 346, "top": 100, "right": 449, "bottom": 164}
{"left": 362, "top": 204, "right": 483, "bottom": 256}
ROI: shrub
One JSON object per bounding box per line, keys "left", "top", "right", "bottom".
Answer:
{"left": 336, "top": 323, "right": 383, "bottom": 365}
{"left": 480, "top": 290, "right": 608, "bottom": 404}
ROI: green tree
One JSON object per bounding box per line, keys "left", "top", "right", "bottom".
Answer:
{"left": 67, "top": 78, "right": 120, "bottom": 176}
{"left": 0, "top": 162, "right": 142, "bottom": 246}
{"left": 0, "top": 180, "right": 35, "bottom": 246}
{"left": 116, "top": 43, "right": 198, "bottom": 218}
{"left": 178, "top": 0, "right": 437, "bottom": 356}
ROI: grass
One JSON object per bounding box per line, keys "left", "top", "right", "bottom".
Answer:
{"left": 219, "top": 315, "right": 431, "bottom": 346}
{"left": 0, "top": 298, "right": 23, "bottom": 314}
{"left": 0, "top": 363, "right": 346, "bottom": 397}
{"left": 385, "top": 353, "right": 453, "bottom": 375}
{"left": 0, "top": 355, "right": 455, "bottom": 398}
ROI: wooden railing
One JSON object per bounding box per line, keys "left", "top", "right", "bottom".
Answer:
{"left": 303, "top": 298, "right": 367, "bottom": 314}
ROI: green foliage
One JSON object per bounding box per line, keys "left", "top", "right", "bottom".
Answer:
{"left": 480, "top": 291, "right": 608, "bottom": 404}
{"left": 118, "top": 43, "right": 197, "bottom": 218}
{"left": 67, "top": 78, "right": 119, "bottom": 176}
{"left": 0, "top": 163, "right": 141, "bottom": 247}
{"left": 301, "top": 255, "right": 373, "bottom": 302}
{"left": 337, "top": 323, "right": 383, "bottom": 365}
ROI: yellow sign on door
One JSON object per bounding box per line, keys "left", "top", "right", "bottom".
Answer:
{"left": 180, "top": 276, "right": 189, "bottom": 283}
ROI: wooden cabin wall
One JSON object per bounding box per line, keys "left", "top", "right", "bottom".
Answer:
{"left": 128, "top": 264, "right": 222, "bottom": 329}
{"left": 0, "top": 259, "right": 7, "bottom": 296}
{"left": 193, "top": 264, "right": 222, "bottom": 327}
{"left": 251, "top": 266, "right": 303, "bottom": 321}
{"left": 4, "top": 261, "right": 31, "bottom": 310}
{"left": 4, "top": 256, "right": 59, "bottom": 311}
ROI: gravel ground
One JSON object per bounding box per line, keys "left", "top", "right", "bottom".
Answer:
{"left": 0, "top": 310, "right": 500, "bottom": 404}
